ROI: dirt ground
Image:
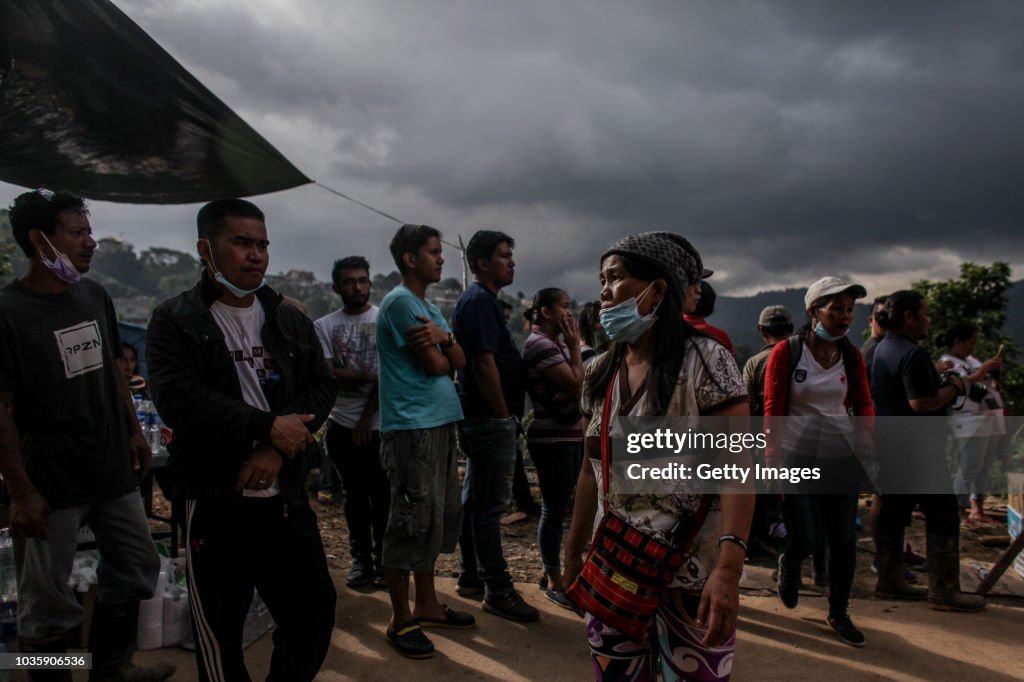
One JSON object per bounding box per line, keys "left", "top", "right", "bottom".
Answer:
{"left": 302, "top": 468, "right": 1019, "bottom": 597}
{"left": 150, "top": 465, "right": 1019, "bottom": 595}
{"left": 118, "top": 580, "right": 1023, "bottom": 682}
{"left": 134, "top": 473, "right": 1024, "bottom": 681}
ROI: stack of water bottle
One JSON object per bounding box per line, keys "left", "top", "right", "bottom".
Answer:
{"left": 134, "top": 396, "right": 164, "bottom": 454}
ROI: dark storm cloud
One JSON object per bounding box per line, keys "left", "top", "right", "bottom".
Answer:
{"left": 14, "top": 0, "right": 1024, "bottom": 297}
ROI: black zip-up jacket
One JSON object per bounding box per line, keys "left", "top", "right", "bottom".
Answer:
{"left": 146, "top": 277, "right": 336, "bottom": 506}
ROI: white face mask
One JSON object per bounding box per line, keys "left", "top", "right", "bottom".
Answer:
{"left": 203, "top": 239, "right": 265, "bottom": 298}
{"left": 39, "top": 233, "right": 82, "bottom": 284}
{"left": 599, "top": 282, "right": 661, "bottom": 345}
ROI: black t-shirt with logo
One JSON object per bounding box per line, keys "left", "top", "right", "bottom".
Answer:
{"left": 0, "top": 278, "right": 136, "bottom": 508}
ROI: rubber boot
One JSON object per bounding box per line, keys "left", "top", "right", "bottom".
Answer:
{"left": 88, "top": 599, "right": 176, "bottom": 682}
{"left": 925, "top": 533, "right": 985, "bottom": 612}
{"left": 19, "top": 632, "right": 74, "bottom": 682}
{"left": 874, "top": 528, "right": 926, "bottom": 600}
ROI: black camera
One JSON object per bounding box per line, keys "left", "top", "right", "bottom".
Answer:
{"left": 940, "top": 371, "right": 988, "bottom": 403}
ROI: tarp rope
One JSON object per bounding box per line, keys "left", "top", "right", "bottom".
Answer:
{"left": 313, "top": 181, "right": 462, "bottom": 250}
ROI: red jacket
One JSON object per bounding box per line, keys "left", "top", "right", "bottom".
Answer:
{"left": 763, "top": 338, "right": 874, "bottom": 466}
{"left": 683, "top": 315, "right": 734, "bottom": 354}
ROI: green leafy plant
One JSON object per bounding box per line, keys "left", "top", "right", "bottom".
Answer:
{"left": 914, "top": 262, "right": 1020, "bottom": 414}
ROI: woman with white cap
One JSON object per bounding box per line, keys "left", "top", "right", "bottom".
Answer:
{"left": 563, "top": 232, "right": 754, "bottom": 681}
{"left": 763, "top": 277, "right": 874, "bottom": 648}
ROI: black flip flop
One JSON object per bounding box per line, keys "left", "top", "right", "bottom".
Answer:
{"left": 385, "top": 621, "right": 434, "bottom": 659}
{"left": 418, "top": 605, "right": 476, "bottom": 629}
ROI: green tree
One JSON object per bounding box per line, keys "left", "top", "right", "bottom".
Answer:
{"left": 372, "top": 270, "right": 402, "bottom": 298}
{"left": 88, "top": 238, "right": 145, "bottom": 297}
{"left": 0, "top": 209, "right": 29, "bottom": 283}
{"left": 733, "top": 343, "right": 755, "bottom": 373}
{"left": 438, "top": 277, "right": 463, "bottom": 292}
{"left": 914, "top": 262, "right": 1020, "bottom": 414}
{"left": 141, "top": 247, "right": 201, "bottom": 301}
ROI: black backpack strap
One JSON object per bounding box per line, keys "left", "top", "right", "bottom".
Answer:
{"left": 783, "top": 335, "right": 804, "bottom": 416}
{"left": 787, "top": 335, "right": 803, "bottom": 378}
{"left": 838, "top": 337, "right": 861, "bottom": 402}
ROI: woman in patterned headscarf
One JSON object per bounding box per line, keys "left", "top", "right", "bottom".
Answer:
{"left": 563, "top": 232, "right": 755, "bottom": 682}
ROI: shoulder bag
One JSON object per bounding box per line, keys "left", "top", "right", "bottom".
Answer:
{"left": 566, "top": 373, "right": 710, "bottom": 640}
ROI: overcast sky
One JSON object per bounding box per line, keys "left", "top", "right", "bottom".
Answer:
{"left": 4, "top": 0, "right": 1024, "bottom": 301}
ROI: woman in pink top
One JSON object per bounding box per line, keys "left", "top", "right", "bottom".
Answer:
{"left": 523, "top": 288, "right": 585, "bottom": 608}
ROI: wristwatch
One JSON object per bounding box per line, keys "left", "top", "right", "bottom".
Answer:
{"left": 442, "top": 332, "right": 456, "bottom": 349}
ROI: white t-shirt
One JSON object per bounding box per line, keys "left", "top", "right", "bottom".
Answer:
{"left": 210, "top": 299, "right": 280, "bottom": 497}
{"left": 782, "top": 343, "right": 854, "bottom": 451}
{"left": 314, "top": 306, "right": 379, "bottom": 429}
{"left": 939, "top": 353, "right": 1005, "bottom": 438}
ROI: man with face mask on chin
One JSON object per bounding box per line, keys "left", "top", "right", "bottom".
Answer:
{"left": 0, "top": 190, "right": 172, "bottom": 682}
{"left": 146, "top": 199, "right": 338, "bottom": 681}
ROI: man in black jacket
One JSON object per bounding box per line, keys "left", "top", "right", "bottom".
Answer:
{"left": 147, "top": 199, "right": 337, "bottom": 681}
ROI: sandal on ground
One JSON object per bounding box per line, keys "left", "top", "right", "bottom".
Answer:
{"left": 545, "top": 589, "right": 576, "bottom": 611}
{"left": 386, "top": 621, "right": 434, "bottom": 659}
{"left": 418, "top": 605, "right": 476, "bottom": 629}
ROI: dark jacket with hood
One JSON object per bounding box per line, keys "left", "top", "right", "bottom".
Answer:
{"left": 146, "top": 276, "right": 336, "bottom": 507}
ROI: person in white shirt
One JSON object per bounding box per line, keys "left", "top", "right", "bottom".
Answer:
{"left": 938, "top": 322, "right": 1005, "bottom": 526}
{"left": 148, "top": 199, "right": 337, "bottom": 681}
{"left": 314, "top": 256, "right": 389, "bottom": 588}
{"left": 763, "top": 276, "right": 873, "bottom": 647}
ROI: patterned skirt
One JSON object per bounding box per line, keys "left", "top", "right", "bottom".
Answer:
{"left": 586, "top": 590, "right": 735, "bottom": 682}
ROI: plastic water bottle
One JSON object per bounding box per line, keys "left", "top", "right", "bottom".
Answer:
{"left": 0, "top": 529, "right": 16, "bottom": 604}
{"left": 147, "top": 411, "right": 162, "bottom": 454}
{"left": 136, "top": 399, "right": 150, "bottom": 434}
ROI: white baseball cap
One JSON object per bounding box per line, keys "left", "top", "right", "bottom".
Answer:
{"left": 804, "top": 276, "right": 867, "bottom": 310}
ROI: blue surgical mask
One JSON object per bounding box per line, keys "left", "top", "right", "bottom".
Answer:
{"left": 600, "top": 283, "right": 660, "bottom": 345}
{"left": 814, "top": 321, "right": 846, "bottom": 342}
{"left": 204, "top": 239, "right": 265, "bottom": 298}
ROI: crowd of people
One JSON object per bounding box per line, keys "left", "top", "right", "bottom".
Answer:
{"left": 0, "top": 188, "right": 1013, "bottom": 681}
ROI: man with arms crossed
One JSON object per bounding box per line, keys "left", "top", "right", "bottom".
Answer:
{"left": 377, "top": 224, "right": 475, "bottom": 658}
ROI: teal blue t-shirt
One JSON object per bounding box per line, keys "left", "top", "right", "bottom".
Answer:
{"left": 377, "top": 285, "right": 464, "bottom": 431}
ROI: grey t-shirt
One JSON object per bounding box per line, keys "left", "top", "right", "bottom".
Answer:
{"left": 0, "top": 278, "right": 135, "bottom": 508}
{"left": 314, "top": 306, "right": 379, "bottom": 429}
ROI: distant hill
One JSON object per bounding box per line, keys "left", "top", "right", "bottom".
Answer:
{"left": 1, "top": 210, "right": 1018, "bottom": 354}
{"left": 706, "top": 288, "right": 869, "bottom": 359}
{"left": 706, "top": 281, "right": 1023, "bottom": 364}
